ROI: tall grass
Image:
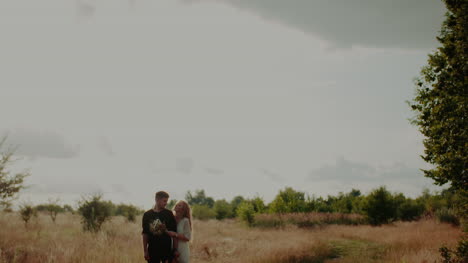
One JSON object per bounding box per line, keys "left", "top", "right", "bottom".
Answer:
{"left": 0, "top": 211, "right": 463, "bottom": 263}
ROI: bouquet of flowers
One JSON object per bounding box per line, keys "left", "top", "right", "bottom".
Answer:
{"left": 149, "top": 219, "right": 167, "bottom": 236}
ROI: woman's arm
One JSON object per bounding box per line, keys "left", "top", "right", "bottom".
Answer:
{"left": 167, "top": 230, "right": 190, "bottom": 242}
{"left": 183, "top": 218, "right": 191, "bottom": 241}
{"left": 167, "top": 219, "right": 191, "bottom": 242}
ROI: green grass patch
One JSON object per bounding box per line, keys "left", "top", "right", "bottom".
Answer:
{"left": 327, "top": 239, "right": 386, "bottom": 262}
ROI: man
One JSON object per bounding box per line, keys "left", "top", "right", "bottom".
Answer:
{"left": 142, "top": 191, "right": 178, "bottom": 263}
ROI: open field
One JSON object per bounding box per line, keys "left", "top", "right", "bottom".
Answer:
{"left": 0, "top": 212, "right": 462, "bottom": 263}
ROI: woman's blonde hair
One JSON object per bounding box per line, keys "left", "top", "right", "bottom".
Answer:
{"left": 174, "top": 200, "right": 192, "bottom": 230}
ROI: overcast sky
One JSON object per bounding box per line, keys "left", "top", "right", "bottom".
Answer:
{"left": 0, "top": 0, "right": 447, "bottom": 209}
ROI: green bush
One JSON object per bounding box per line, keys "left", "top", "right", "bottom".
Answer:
{"left": 249, "top": 197, "right": 267, "bottom": 214}
{"left": 397, "top": 199, "right": 425, "bottom": 221}
{"left": 253, "top": 212, "right": 366, "bottom": 228}
{"left": 230, "top": 195, "right": 245, "bottom": 216}
{"left": 436, "top": 207, "right": 460, "bottom": 226}
{"left": 440, "top": 235, "right": 468, "bottom": 263}
{"left": 213, "top": 199, "right": 233, "bottom": 220}
{"left": 115, "top": 203, "right": 143, "bottom": 222}
{"left": 269, "top": 187, "right": 306, "bottom": 213}
{"left": 186, "top": 190, "right": 215, "bottom": 208}
{"left": 192, "top": 205, "right": 216, "bottom": 220}
{"left": 362, "top": 187, "right": 396, "bottom": 225}
{"left": 237, "top": 202, "right": 255, "bottom": 226}
{"left": 19, "top": 204, "right": 37, "bottom": 227}
{"left": 78, "top": 194, "right": 113, "bottom": 232}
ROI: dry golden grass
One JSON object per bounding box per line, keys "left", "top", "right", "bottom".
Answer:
{"left": 0, "top": 212, "right": 462, "bottom": 263}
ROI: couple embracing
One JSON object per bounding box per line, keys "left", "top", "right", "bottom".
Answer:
{"left": 142, "top": 191, "right": 192, "bottom": 263}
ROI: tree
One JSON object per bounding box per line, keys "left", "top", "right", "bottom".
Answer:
{"left": 230, "top": 195, "right": 245, "bottom": 216}
{"left": 185, "top": 190, "right": 214, "bottom": 208}
{"left": 0, "top": 137, "right": 30, "bottom": 209}
{"left": 191, "top": 204, "right": 216, "bottom": 220}
{"left": 394, "top": 194, "right": 425, "bottom": 221}
{"left": 213, "top": 199, "right": 233, "bottom": 220}
{"left": 19, "top": 203, "right": 37, "bottom": 227}
{"left": 269, "top": 187, "right": 306, "bottom": 213}
{"left": 410, "top": 1, "right": 467, "bottom": 260}
{"left": 115, "top": 203, "right": 143, "bottom": 222}
{"left": 237, "top": 202, "right": 255, "bottom": 226}
{"left": 77, "top": 194, "right": 113, "bottom": 232}
{"left": 362, "top": 187, "right": 396, "bottom": 225}
{"left": 249, "top": 197, "right": 267, "bottom": 214}
{"left": 410, "top": 0, "right": 467, "bottom": 193}
{"left": 42, "top": 198, "right": 64, "bottom": 223}
{"left": 63, "top": 204, "right": 75, "bottom": 214}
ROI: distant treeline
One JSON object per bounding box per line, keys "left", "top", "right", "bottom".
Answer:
{"left": 17, "top": 186, "right": 460, "bottom": 231}
{"left": 178, "top": 187, "right": 461, "bottom": 226}
{"left": 31, "top": 200, "right": 144, "bottom": 226}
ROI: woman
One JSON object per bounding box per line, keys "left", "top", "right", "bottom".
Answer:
{"left": 167, "top": 200, "right": 192, "bottom": 263}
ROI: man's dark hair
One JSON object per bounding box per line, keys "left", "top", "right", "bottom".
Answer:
{"left": 155, "top": 191, "right": 169, "bottom": 200}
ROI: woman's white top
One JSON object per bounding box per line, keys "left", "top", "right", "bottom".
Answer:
{"left": 176, "top": 217, "right": 191, "bottom": 263}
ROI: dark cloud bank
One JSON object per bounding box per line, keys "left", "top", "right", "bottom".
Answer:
{"left": 308, "top": 157, "right": 429, "bottom": 188}
{"left": 189, "top": 0, "right": 446, "bottom": 49}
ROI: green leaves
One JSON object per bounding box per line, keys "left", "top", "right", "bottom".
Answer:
{"left": 410, "top": 0, "right": 467, "bottom": 192}
{"left": 0, "top": 137, "right": 30, "bottom": 209}
{"left": 269, "top": 187, "right": 306, "bottom": 214}
{"left": 77, "top": 194, "right": 113, "bottom": 232}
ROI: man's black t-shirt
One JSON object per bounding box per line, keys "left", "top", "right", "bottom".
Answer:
{"left": 142, "top": 208, "right": 177, "bottom": 259}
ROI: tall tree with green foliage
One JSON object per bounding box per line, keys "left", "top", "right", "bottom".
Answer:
{"left": 411, "top": 1, "right": 467, "bottom": 261}
{"left": 410, "top": 0, "right": 467, "bottom": 193}
{"left": 0, "top": 137, "right": 29, "bottom": 210}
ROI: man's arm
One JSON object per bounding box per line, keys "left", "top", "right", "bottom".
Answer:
{"left": 142, "top": 234, "right": 150, "bottom": 261}
{"left": 141, "top": 212, "right": 150, "bottom": 261}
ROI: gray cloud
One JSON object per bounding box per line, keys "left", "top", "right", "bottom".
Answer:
{"left": 205, "top": 167, "right": 224, "bottom": 175}
{"left": 25, "top": 183, "right": 103, "bottom": 195}
{"left": 194, "top": 0, "right": 445, "bottom": 49}
{"left": 309, "top": 157, "right": 426, "bottom": 185}
{"left": 260, "top": 168, "right": 283, "bottom": 182}
{"left": 175, "top": 157, "right": 194, "bottom": 174}
{"left": 148, "top": 158, "right": 195, "bottom": 176}
{"left": 25, "top": 182, "right": 130, "bottom": 196}
{"left": 76, "top": 0, "right": 95, "bottom": 19}
{"left": 1, "top": 129, "right": 80, "bottom": 159}
{"left": 109, "top": 184, "right": 124, "bottom": 193}
{"left": 97, "top": 136, "right": 114, "bottom": 156}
